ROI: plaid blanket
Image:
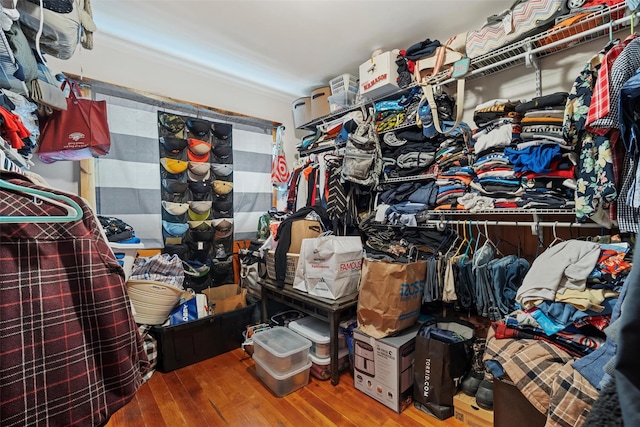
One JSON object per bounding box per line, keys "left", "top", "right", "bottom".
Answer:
{"left": 485, "top": 327, "right": 599, "bottom": 427}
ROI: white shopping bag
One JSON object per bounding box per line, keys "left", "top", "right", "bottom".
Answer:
{"left": 301, "top": 234, "right": 363, "bottom": 300}
{"left": 292, "top": 237, "right": 314, "bottom": 293}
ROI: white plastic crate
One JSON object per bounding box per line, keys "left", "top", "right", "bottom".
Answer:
{"left": 288, "top": 316, "right": 331, "bottom": 359}
{"left": 330, "top": 73, "right": 358, "bottom": 95}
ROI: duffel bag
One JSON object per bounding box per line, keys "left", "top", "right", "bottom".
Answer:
{"left": 465, "top": 0, "right": 569, "bottom": 59}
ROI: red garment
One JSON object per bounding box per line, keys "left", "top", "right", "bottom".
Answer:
{"left": 493, "top": 202, "right": 519, "bottom": 209}
{"left": 597, "top": 248, "right": 632, "bottom": 277}
{"left": 0, "top": 106, "right": 31, "bottom": 149}
{"left": 521, "top": 160, "right": 575, "bottom": 179}
{"left": 586, "top": 35, "right": 637, "bottom": 133}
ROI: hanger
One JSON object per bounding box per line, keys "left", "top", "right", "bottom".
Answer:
{"left": 480, "top": 220, "right": 503, "bottom": 257}
{"left": 462, "top": 220, "right": 476, "bottom": 263}
{"left": 451, "top": 220, "right": 469, "bottom": 260}
{"left": 0, "top": 179, "right": 83, "bottom": 223}
{"left": 474, "top": 221, "right": 496, "bottom": 252}
{"left": 548, "top": 221, "right": 564, "bottom": 248}
{"left": 493, "top": 220, "right": 521, "bottom": 258}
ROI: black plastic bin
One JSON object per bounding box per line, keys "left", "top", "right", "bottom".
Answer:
{"left": 151, "top": 303, "right": 256, "bottom": 372}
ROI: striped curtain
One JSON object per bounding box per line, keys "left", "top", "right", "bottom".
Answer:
{"left": 90, "top": 81, "right": 274, "bottom": 248}
{"left": 232, "top": 128, "right": 272, "bottom": 240}
{"left": 94, "top": 94, "right": 163, "bottom": 248}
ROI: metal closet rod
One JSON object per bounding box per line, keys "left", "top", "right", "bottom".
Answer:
{"left": 439, "top": 10, "right": 640, "bottom": 86}
{"left": 428, "top": 219, "right": 606, "bottom": 229}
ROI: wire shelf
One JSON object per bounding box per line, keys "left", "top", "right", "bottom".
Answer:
{"left": 299, "top": 3, "right": 632, "bottom": 132}
{"left": 380, "top": 173, "right": 436, "bottom": 184}
{"left": 0, "top": 137, "right": 27, "bottom": 168}
{"left": 448, "top": 2, "right": 631, "bottom": 84}
{"left": 425, "top": 208, "right": 576, "bottom": 216}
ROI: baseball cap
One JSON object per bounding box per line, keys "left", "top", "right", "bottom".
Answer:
{"left": 211, "top": 123, "right": 232, "bottom": 140}
{"left": 160, "top": 136, "right": 188, "bottom": 154}
{"left": 213, "top": 180, "right": 233, "bottom": 195}
{"left": 187, "top": 162, "right": 211, "bottom": 181}
{"left": 211, "top": 163, "right": 232, "bottom": 177}
{"left": 162, "top": 201, "right": 190, "bottom": 216}
{"left": 158, "top": 112, "right": 185, "bottom": 137}
{"left": 161, "top": 157, "right": 189, "bottom": 174}
{"left": 189, "top": 200, "right": 212, "bottom": 214}
{"left": 186, "top": 119, "right": 211, "bottom": 137}
{"left": 187, "top": 207, "right": 211, "bottom": 221}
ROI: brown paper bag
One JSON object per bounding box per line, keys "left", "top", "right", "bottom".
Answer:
{"left": 201, "top": 284, "right": 247, "bottom": 314}
{"left": 288, "top": 219, "right": 323, "bottom": 254}
{"left": 357, "top": 258, "right": 426, "bottom": 338}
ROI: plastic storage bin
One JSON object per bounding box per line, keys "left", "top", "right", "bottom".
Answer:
{"left": 254, "top": 354, "right": 311, "bottom": 397}
{"left": 309, "top": 348, "right": 350, "bottom": 381}
{"left": 287, "top": 316, "right": 331, "bottom": 359}
{"left": 330, "top": 73, "right": 358, "bottom": 95}
{"left": 252, "top": 326, "right": 311, "bottom": 374}
{"left": 151, "top": 304, "right": 256, "bottom": 372}
{"left": 291, "top": 96, "right": 312, "bottom": 129}
{"left": 328, "top": 91, "right": 357, "bottom": 113}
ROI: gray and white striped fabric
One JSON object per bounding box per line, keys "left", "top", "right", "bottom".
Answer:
{"left": 232, "top": 128, "right": 273, "bottom": 241}
{"left": 94, "top": 94, "right": 163, "bottom": 248}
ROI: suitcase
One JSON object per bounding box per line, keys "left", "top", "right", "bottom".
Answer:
{"left": 465, "top": 0, "right": 569, "bottom": 59}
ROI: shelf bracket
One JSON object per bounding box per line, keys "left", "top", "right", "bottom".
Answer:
{"left": 524, "top": 43, "right": 542, "bottom": 97}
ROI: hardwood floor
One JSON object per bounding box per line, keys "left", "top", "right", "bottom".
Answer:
{"left": 106, "top": 348, "right": 469, "bottom": 427}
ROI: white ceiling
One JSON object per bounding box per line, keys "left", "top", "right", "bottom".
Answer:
{"left": 92, "top": 0, "right": 515, "bottom": 99}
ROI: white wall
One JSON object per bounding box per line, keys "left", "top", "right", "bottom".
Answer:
{"left": 33, "top": 33, "right": 298, "bottom": 195}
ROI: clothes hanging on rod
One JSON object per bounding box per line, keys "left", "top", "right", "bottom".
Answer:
{"left": 0, "top": 171, "right": 150, "bottom": 427}
{"left": 565, "top": 34, "right": 640, "bottom": 230}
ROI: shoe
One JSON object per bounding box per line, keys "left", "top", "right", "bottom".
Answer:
{"left": 461, "top": 337, "right": 487, "bottom": 396}
{"left": 475, "top": 376, "right": 494, "bottom": 411}
{"left": 461, "top": 369, "right": 484, "bottom": 396}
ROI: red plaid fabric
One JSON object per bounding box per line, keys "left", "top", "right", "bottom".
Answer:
{"left": 585, "top": 38, "right": 630, "bottom": 130}
{"left": 0, "top": 172, "right": 150, "bottom": 427}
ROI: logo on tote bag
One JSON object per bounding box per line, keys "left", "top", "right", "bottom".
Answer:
{"left": 69, "top": 132, "right": 85, "bottom": 142}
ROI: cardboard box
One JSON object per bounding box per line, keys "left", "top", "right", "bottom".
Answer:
{"left": 310, "top": 86, "right": 331, "bottom": 120}
{"left": 201, "top": 284, "right": 247, "bottom": 314}
{"left": 453, "top": 393, "right": 493, "bottom": 427}
{"left": 288, "top": 219, "right": 322, "bottom": 254}
{"left": 358, "top": 51, "right": 400, "bottom": 100}
{"left": 353, "top": 325, "right": 419, "bottom": 413}
{"left": 151, "top": 303, "right": 255, "bottom": 372}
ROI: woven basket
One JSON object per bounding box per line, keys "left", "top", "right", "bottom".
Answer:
{"left": 126, "top": 279, "right": 183, "bottom": 325}
{"left": 265, "top": 250, "right": 299, "bottom": 284}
